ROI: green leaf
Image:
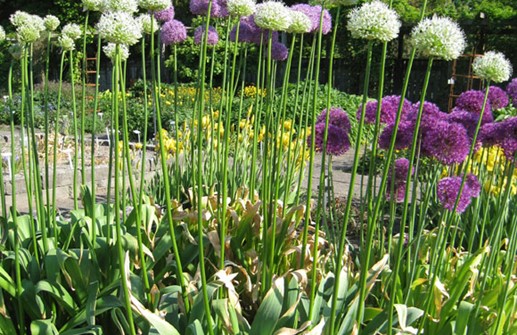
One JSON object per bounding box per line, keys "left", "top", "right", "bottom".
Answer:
{"left": 30, "top": 320, "right": 59, "bottom": 335}
{"left": 186, "top": 319, "right": 205, "bottom": 335}
{"left": 35, "top": 280, "right": 78, "bottom": 315}
{"left": 0, "top": 266, "right": 16, "bottom": 297}
{"left": 454, "top": 301, "right": 473, "bottom": 335}
{"left": 131, "top": 294, "right": 181, "bottom": 335}
{"left": 250, "top": 278, "right": 285, "bottom": 335}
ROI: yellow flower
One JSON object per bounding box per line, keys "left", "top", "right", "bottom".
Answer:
{"left": 283, "top": 120, "right": 292, "bottom": 131}
{"left": 134, "top": 142, "right": 143, "bottom": 150}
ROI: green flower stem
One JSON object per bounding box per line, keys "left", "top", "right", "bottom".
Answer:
{"left": 328, "top": 41, "right": 373, "bottom": 334}
{"left": 52, "top": 52, "right": 67, "bottom": 236}
{"left": 172, "top": 44, "right": 181, "bottom": 201}
{"left": 90, "top": 34, "right": 102, "bottom": 243}
{"left": 69, "top": 50, "right": 79, "bottom": 210}
{"left": 249, "top": 37, "right": 264, "bottom": 197}
{"left": 113, "top": 47, "right": 137, "bottom": 335}
{"left": 387, "top": 58, "right": 434, "bottom": 335}
{"left": 80, "top": 11, "right": 89, "bottom": 186}
{"left": 43, "top": 31, "right": 52, "bottom": 245}
{"left": 9, "top": 62, "right": 26, "bottom": 335}
{"left": 138, "top": 35, "right": 149, "bottom": 205}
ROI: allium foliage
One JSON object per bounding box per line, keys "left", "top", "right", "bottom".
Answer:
{"left": 346, "top": 0, "right": 400, "bottom": 42}
{"left": 472, "top": 51, "right": 513, "bottom": 83}
{"left": 96, "top": 11, "right": 142, "bottom": 45}
{"left": 411, "top": 16, "right": 465, "bottom": 60}
{"left": 254, "top": 1, "right": 292, "bottom": 32}
{"left": 44, "top": 15, "right": 60, "bottom": 32}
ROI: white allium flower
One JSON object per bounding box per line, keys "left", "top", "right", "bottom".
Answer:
{"left": 103, "top": 43, "right": 130, "bottom": 61}
{"left": 44, "top": 15, "right": 60, "bottom": 31}
{"left": 139, "top": 14, "right": 159, "bottom": 34}
{"left": 100, "top": 0, "right": 139, "bottom": 13}
{"left": 411, "top": 16, "right": 466, "bottom": 61}
{"left": 473, "top": 51, "right": 513, "bottom": 83}
{"left": 96, "top": 11, "right": 142, "bottom": 45}
{"left": 254, "top": 1, "right": 292, "bottom": 32}
{"left": 82, "top": 0, "right": 103, "bottom": 11}
{"left": 347, "top": 0, "right": 400, "bottom": 42}
{"left": 62, "top": 23, "right": 82, "bottom": 40}
{"left": 138, "top": 0, "right": 171, "bottom": 11}
{"left": 227, "top": 0, "right": 256, "bottom": 17}
{"left": 10, "top": 12, "right": 45, "bottom": 43}
{"left": 287, "top": 10, "right": 312, "bottom": 34}
{"left": 0, "top": 26, "right": 5, "bottom": 43}
{"left": 58, "top": 35, "right": 76, "bottom": 51}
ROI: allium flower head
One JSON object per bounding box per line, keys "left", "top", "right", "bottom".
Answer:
{"left": 447, "top": 109, "right": 481, "bottom": 140}
{"left": 407, "top": 100, "right": 448, "bottom": 130}
{"left": 507, "top": 78, "right": 517, "bottom": 107}
{"left": 100, "top": 0, "right": 138, "bottom": 13}
{"left": 421, "top": 120, "right": 470, "bottom": 165}
{"left": 379, "top": 121, "right": 414, "bottom": 150}
{"left": 139, "top": 0, "right": 171, "bottom": 11}
{"left": 479, "top": 122, "right": 503, "bottom": 147}
{"left": 103, "top": 43, "right": 130, "bottom": 61}
{"left": 411, "top": 16, "right": 466, "bottom": 60}
{"left": 466, "top": 174, "right": 481, "bottom": 197}
{"left": 227, "top": 0, "right": 256, "bottom": 17}
{"left": 190, "top": 0, "right": 229, "bottom": 18}
{"left": 0, "top": 26, "right": 5, "bottom": 43}
{"left": 311, "top": 122, "right": 351, "bottom": 156}
{"left": 488, "top": 86, "right": 509, "bottom": 110}
{"left": 154, "top": 6, "right": 175, "bottom": 21}
{"left": 82, "top": 0, "right": 103, "bottom": 11}
{"left": 44, "top": 15, "right": 60, "bottom": 31}
{"left": 62, "top": 23, "right": 82, "bottom": 40}
{"left": 291, "top": 4, "right": 331, "bottom": 34}
{"left": 139, "top": 14, "right": 159, "bottom": 34}
{"left": 386, "top": 158, "right": 413, "bottom": 202}
{"left": 495, "top": 117, "right": 517, "bottom": 160}
{"left": 160, "top": 19, "right": 187, "bottom": 45}
{"left": 287, "top": 10, "right": 312, "bottom": 34}
{"left": 194, "top": 25, "right": 219, "bottom": 45}
{"left": 317, "top": 107, "right": 351, "bottom": 133}
{"left": 347, "top": 0, "right": 400, "bottom": 42}
{"left": 357, "top": 95, "right": 412, "bottom": 125}
{"left": 437, "top": 176, "right": 474, "bottom": 213}
{"left": 58, "top": 35, "right": 75, "bottom": 51}
{"left": 96, "top": 11, "right": 142, "bottom": 45}
{"left": 10, "top": 11, "right": 45, "bottom": 43}
{"left": 270, "top": 42, "right": 288, "bottom": 61}
{"left": 472, "top": 51, "right": 513, "bottom": 83}
{"left": 455, "top": 90, "right": 493, "bottom": 123}
{"left": 231, "top": 15, "right": 278, "bottom": 44}
{"left": 254, "top": 1, "right": 292, "bottom": 32}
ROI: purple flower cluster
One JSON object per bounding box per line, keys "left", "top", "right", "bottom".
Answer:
{"left": 454, "top": 90, "right": 493, "bottom": 123}
{"left": 270, "top": 42, "right": 288, "bottom": 61}
{"left": 507, "top": 78, "right": 517, "bottom": 107}
{"left": 437, "top": 174, "right": 481, "bottom": 213}
{"left": 291, "top": 4, "right": 331, "bottom": 35}
{"left": 488, "top": 86, "right": 509, "bottom": 110}
{"left": 154, "top": 6, "right": 175, "bottom": 22}
{"left": 421, "top": 121, "right": 470, "bottom": 165}
{"left": 160, "top": 19, "right": 187, "bottom": 45}
{"left": 479, "top": 117, "right": 517, "bottom": 159}
{"left": 194, "top": 25, "right": 219, "bottom": 45}
{"left": 310, "top": 107, "right": 351, "bottom": 156}
{"left": 230, "top": 15, "right": 279, "bottom": 44}
{"left": 357, "top": 95, "right": 412, "bottom": 125}
{"left": 190, "top": 0, "right": 229, "bottom": 18}
{"left": 386, "top": 158, "right": 413, "bottom": 202}
{"left": 379, "top": 121, "right": 414, "bottom": 150}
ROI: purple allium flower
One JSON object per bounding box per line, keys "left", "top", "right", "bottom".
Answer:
{"left": 291, "top": 4, "right": 331, "bottom": 35}
{"left": 194, "top": 25, "right": 219, "bottom": 45}
{"left": 455, "top": 89, "right": 492, "bottom": 117}
{"left": 506, "top": 78, "right": 517, "bottom": 107}
{"left": 270, "top": 42, "right": 288, "bottom": 61}
{"left": 311, "top": 122, "right": 350, "bottom": 156}
{"left": 160, "top": 19, "right": 187, "bottom": 45}
{"left": 437, "top": 176, "right": 473, "bottom": 213}
{"left": 447, "top": 108, "right": 480, "bottom": 139}
{"left": 386, "top": 158, "right": 413, "bottom": 202}
{"left": 466, "top": 173, "right": 481, "bottom": 197}
{"left": 497, "top": 117, "right": 517, "bottom": 160}
{"left": 154, "top": 6, "right": 175, "bottom": 22}
{"left": 421, "top": 121, "right": 470, "bottom": 165}
{"left": 488, "top": 86, "right": 509, "bottom": 110}
{"left": 357, "top": 95, "right": 412, "bottom": 125}
{"left": 230, "top": 15, "right": 278, "bottom": 44}
{"left": 316, "top": 107, "right": 351, "bottom": 133}
{"left": 190, "top": 0, "right": 228, "bottom": 18}
{"left": 407, "top": 101, "right": 448, "bottom": 130}
{"left": 379, "top": 121, "right": 415, "bottom": 150}
{"left": 479, "top": 122, "right": 503, "bottom": 147}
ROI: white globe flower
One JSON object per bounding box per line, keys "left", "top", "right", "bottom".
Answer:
{"left": 96, "top": 11, "right": 143, "bottom": 45}
{"left": 100, "top": 0, "right": 138, "bottom": 13}
{"left": 82, "top": 0, "right": 103, "bottom": 11}
{"left": 411, "top": 16, "right": 466, "bottom": 61}
{"left": 62, "top": 23, "right": 82, "bottom": 40}
{"left": 473, "top": 51, "right": 513, "bottom": 83}
{"left": 10, "top": 11, "right": 32, "bottom": 28}
{"left": 227, "top": 0, "right": 256, "bottom": 17}
{"left": 58, "top": 35, "right": 76, "bottom": 51}
{"left": 10, "top": 12, "right": 45, "bottom": 43}
{"left": 139, "top": 0, "right": 171, "bottom": 11}
{"left": 103, "top": 43, "right": 130, "bottom": 61}
{"left": 139, "top": 14, "right": 159, "bottom": 35}
{"left": 44, "top": 15, "right": 60, "bottom": 32}
{"left": 0, "top": 26, "right": 5, "bottom": 43}
{"left": 254, "top": 1, "right": 292, "bottom": 32}
{"left": 287, "top": 10, "right": 312, "bottom": 34}
{"left": 347, "top": 0, "right": 400, "bottom": 42}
